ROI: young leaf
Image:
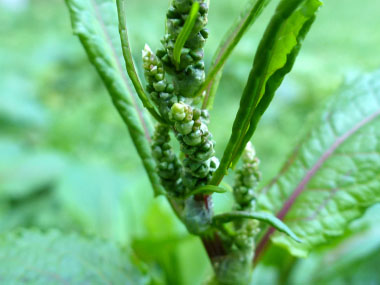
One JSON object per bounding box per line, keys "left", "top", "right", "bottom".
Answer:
{"left": 200, "top": 0, "right": 270, "bottom": 109}
{"left": 173, "top": 1, "right": 200, "bottom": 69}
{"left": 116, "top": 0, "right": 165, "bottom": 123}
{"left": 213, "top": 211, "right": 301, "bottom": 243}
{"left": 0, "top": 230, "right": 149, "bottom": 284}
{"left": 65, "top": 0, "right": 165, "bottom": 195}
{"left": 185, "top": 185, "right": 229, "bottom": 198}
{"left": 210, "top": 0, "right": 322, "bottom": 186}
{"left": 256, "top": 71, "right": 380, "bottom": 258}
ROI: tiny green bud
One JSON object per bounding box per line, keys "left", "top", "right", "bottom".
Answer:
{"left": 155, "top": 73, "right": 164, "bottom": 81}
{"left": 166, "top": 83, "right": 174, "bottom": 93}
{"left": 183, "top": 129, "right": 202, "bottom": 146}
{"left": 193, "top": 108, "right": 201, "bottom": 120}
{"left": 171, "top": 103, "right": 187, "bottom": 121}
{"left": 153, "top": 80, "right": 167, "bottom": 92}
{"left": 175, "top": 120, "right": 194, "bottom": 135}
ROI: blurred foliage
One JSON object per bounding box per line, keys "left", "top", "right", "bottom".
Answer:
{"left": 0, "top": 230, "right": 149, "bottom": 284}
{"left": 0, "top": 0, "right": 380, "bottom": 284}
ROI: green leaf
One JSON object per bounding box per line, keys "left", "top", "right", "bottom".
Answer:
{"left": 213, "top": 211, "right": 301, "bottom": 243}
{"left": 65, "top": 0, "right": 165, "bottom": 195}
{"left": 200, "top": 0, "right": 270, "bottom": 109}
{"left": 210, "top": 0, "right": 322, "bottom": 186}
{"left": 290, "top": 213, "right": 380, "bottom": 284}
{"left": 0, "top": 230, "right": 149, "bottom": 284}
{"left": 256, "top": 71, "right": 380, "bottom": 258}
{"left": 116, "top": 0, "right": 165, "bottom": 123}
{"left": 173, "top": 1, "right": 200, "bottom": 69}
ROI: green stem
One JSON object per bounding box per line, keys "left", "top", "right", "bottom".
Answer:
{"left": 173, "top": 1, "right": 200, "bottom": 69}
{"left": 116, "top": 0, "right": 166, "bottom": 124}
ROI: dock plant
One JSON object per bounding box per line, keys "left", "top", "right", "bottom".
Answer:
{"left": 3, "top": 0, "right": 376, "bottom": 284}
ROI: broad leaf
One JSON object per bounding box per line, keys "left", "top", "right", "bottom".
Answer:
{"left": 0, "top": 230, "right": 149, "bottom": 284}
{"left": 256, "top": 71, "right": 380, "bottom": 257}
{"left": 65, "top": 0, "right": 165, "bottom": 195}
{"left": 290, "top": 206, "right": 380, "bottom": 284}
{"left": 211, "top": 0, "right": 322, "bottom": 186}
{"left": 200, "top": 0, "right": 270, "bottom": 109}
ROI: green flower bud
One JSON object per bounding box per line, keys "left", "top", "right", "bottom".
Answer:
{"left": 159, "top": 0, "right": 208, "bottom": 98}
{"left": 200, "top": 28, "right": 209, "bottom": 39}
{"left": 180, "top": 143, "right": 197, "bottom": 155}
{"left": 152, "top": 124, "right": 183, "bottom": 195}
{"left": 233, "top": 142, "right": 261, "bottom": 211}
{"left": 184, "top": 158, "right": 210, "bottom": 178}
{"left": 173, "top": 0, "right": 192, "bottom": 14}
{"left": 193, "top": 147, "right": 214, "bottom": 161}
{"left": 166, "top": 83, "right": 175, "bottom": 93}
{"left": 183, "top": 129, "right": 202, "bottom": 146}
{"left": 171, "top": 102, "right": 187, "bottom": 121}
{"left": 153, "top": 80, "right": 167, "bottom": 92}
{"left": 175, "top": 120, "right": 194, "bottom": 135}
{"left": 154, "top": 73, "right": 164, "bottom": 81}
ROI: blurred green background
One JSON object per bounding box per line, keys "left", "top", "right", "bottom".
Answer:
{"left": 1, "top": 0, "right": 380, "bottom": 284}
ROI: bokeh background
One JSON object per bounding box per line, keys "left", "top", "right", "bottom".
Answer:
{"left": 1, "top": 0, "right": 380, "bottom": 284}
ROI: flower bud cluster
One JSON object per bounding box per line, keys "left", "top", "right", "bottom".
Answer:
{"left": 151, "top": 124, "right": 183, "bottom": 194}
{"left": 170, "top": 102, "right": 219, "bottom": 190}
{"left": 215, "top": 144, "right": 261, "bottom": 284}
{"left": 233, "top": 142, "right": 261, "bottom": 211}
{"left": 157, "top": 0, "right": 209, "bottom": 97}
{"left": 142, "top": 44, "right": 180, "bottom": 122}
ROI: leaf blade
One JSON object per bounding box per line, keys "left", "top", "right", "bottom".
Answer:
{"left": 210, "top": 0, "right": 322, "bottom": 186}
{"left": 200, "top": 0, "right": 270, "bottom": 109}
{"left": 256, "top": 71, "right": 380, "bottom": 258}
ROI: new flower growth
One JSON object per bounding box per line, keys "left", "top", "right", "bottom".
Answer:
{"left": 234, "top": 142, "right": 261, "bottom": 211}
{"left": 157, "top": 0, "right": 209, "bottom": 97}
{"left": 64, "top": 0, "right": 330, "bottom": 283}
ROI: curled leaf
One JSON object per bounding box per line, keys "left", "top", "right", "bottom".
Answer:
{"left": 186, "top": 185, "right": 229, "bottom": 198}
{"left": 213, "top": 211, "right": 302, "bottom": 243}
